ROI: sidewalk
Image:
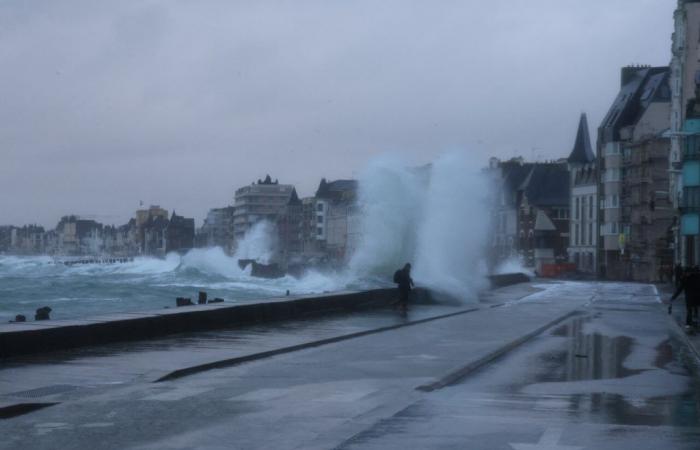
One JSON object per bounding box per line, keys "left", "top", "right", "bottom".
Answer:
{"left": 656, "top": 282, "right": 700, "bottom": 364}
{"left": 0, "top": 280, "right": 597, "bottom": 450}
{"left": 0, "top": 281, "right": 551, "bottom": 410}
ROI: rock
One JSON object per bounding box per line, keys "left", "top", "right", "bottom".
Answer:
{"left": 35, "top": 307, "right": 51, "bottom": 321}
{"left": 12, "top": 314, "right": 26, "bottom": 323}
{"left": 176, "top": 297, "right": 193, "bottom": 307}
{"left": 198, "top": 291, "right": 207, "bottom": 305}
{"left": 209, "top": 298, "right": 224, "bottom": 304}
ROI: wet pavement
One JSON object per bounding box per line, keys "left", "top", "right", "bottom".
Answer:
{"left": 2, "top": 281, "right": 699, "bottom": 449}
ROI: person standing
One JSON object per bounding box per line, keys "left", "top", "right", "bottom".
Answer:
{"left": 675, "top": 264, "right": 684, "bottom": 289}
{"left": 670, "top": 267, "right": 700, "bottom": 329}
{"left": 393, "top": 263, "right": 414, "bottom": 313}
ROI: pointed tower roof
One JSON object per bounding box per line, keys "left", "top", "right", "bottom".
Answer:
{"left": 567, "top": 113, "right": 595, "bottom": 164}
{"left": 287, "top": 188, "right": 301, "bottom": 206}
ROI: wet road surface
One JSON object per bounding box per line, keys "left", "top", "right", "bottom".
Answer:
{"left": 2, "top": 282, "right": 699, "bottom": 449}
{"left": 338, "top": 283, "right": 700, "bottom": 449}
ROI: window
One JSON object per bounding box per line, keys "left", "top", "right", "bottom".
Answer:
{"left": 589, "top": 196, "right": 593, "bottom": 219}
{"left": 317, "top": 216, "right": 323, "bottom": 224}
{"left": 575, "top": 198, "right": 580, "bottom": 220}
{"left": 317, "top": 203, "right": 324, "bottom": 212}
{"left": 575, "top": 224, "right": 579, "bottom": 246}
{"left": 588, "top": 223, "right": 593, "bottom": 245}
{"left": 317, "top": 227, "right": 323, "bottom": 236}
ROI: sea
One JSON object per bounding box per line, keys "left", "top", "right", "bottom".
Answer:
{"left": 0, "top": 248, "right": 376, "bottom": 322}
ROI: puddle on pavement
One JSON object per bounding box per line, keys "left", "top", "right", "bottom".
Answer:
{"left": 503, "top": 316, "right": 700, "bottom": 426}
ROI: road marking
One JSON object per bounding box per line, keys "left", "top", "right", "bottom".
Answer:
{"left": 509, "top": 428, "right": 583, "bottom": 450}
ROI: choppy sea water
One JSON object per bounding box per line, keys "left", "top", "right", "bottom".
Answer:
{"left": 0, "top": 249, "right": 382, "bottom": 322}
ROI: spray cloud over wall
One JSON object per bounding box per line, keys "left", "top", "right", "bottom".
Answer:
{"left": 349, "top": 152, "right": 494, "bottom": 301}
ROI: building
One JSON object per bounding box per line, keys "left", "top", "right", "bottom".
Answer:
{"left": 0, "top": 226, "right": 12, "bottom": 252}
{"left": 197, "top": 206, "right": 235, "bottom": 252}
{"left": 133, "top": 206, "right": 169, "bottom": 255}
{"left": 597, "top": 65, "right": 672, "bottom": 279}
{"left": 166, "top": 212, "right": 195, "bottom": 254}
{"left": 671, "top": 1, "right": 700, "bottom": 266}
{"left": 567, "top": 113, "right": 598, "bottom": 274}
{"left": 517, "top": 163, "right": 570, "bottom": 272}
{"left": 315, "top": 179, "right": 358, "bottom": 263}
{"left": 8, "top": 225, "right": 46, "bottom": 254}
{"left": 233, "top": 175, "right": 295, "bottom": 243}
{"left": 276, "top": 189, "right": 304, "bottom": 263}
{"left": 489, "top": 158, "right": 570, "bottom": 272}
{"left": 489, "top": 157, "right": 535, "bottom": 269}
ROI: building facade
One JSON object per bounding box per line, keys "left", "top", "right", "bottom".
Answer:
{"left": 597, "top": 66, "right": 671, "bottom": 279}
{"left": 568, "top": 113, "right": 598, "bottom": 274}
{"left": 671, "top": 1, "right": 700, "bottom": 266}
{"left": 233, "top": 175, "right": 295, "bottom": 244}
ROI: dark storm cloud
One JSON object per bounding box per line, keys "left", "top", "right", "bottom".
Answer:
{"left": 0, "top": 0, "right": 674, "bottom": 227}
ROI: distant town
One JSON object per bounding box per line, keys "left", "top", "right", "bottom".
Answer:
{"left": 0, "top": 175, "right": 360, "bottom": 270}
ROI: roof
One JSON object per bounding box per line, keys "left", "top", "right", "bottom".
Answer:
{"left": 534, "top": 210, "right": 556, "bottom": 231}
{"left": 315, "top": 179, "right": 358, "bottom": 203}
{"left": 599, "top": 66, "right": 670, "bottom": 144}
{"left": 568, "top": 113, "right": 595, "bottom": 164}
{"left": 287, "top": 188, "right": 302, "bottom": 206}
{"left": 522, "top": 164, "right": 570, "bottom": 207}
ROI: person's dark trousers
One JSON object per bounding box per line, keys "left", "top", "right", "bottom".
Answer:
{"left": 398, "top": 288, "right": 409, "bottom": 309}
{"left": 687, "top": 300, "right": 697, "bottom": 326}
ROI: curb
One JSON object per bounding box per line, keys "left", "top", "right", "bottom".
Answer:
{"left": 415, "top": 310, "right": 581, "bottom": 392}
{"left": 156, "top": 307, "right": 480, "bottom": 382}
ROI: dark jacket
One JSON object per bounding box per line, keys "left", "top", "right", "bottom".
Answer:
{"left": 671, "top": 272, "right": 700, "bottom": 305}
{"left": 396, "top": 270, "right": 414, "bottom": 292}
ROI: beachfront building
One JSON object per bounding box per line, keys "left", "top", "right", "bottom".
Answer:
{"left": 489, "top": 157, "right": 534, "bottom": 270}
{"left": 197, "top": 206, "right": 235, "bottom": 252}
{"left": 233, "top": 175, "right": 295, "bottom": 245}
{"left": 671, "top": 1, "right": 700, "bottom": 266}
{"left": 567, "top": 113, "right": 598, "bottom": 274}
{"left": 166, "top": 212, "right": 195, "bottom": 254}
{"left": 315, "top": 179, "right": 358, "bottom": 263}
{"left": 597, "top": 65, "right": 673, "bottom": 280}
{"left": 489, "top": 158, "right": 570, "bottom": 272}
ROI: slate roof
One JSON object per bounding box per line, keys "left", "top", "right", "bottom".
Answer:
{"left": 568, "top": 113, "right": 595, "bottom": 164}
{"left": 599, "top": 66, "right": 670, "bottom": 143}
{"left": 522, "top": 164, "right": 570, "bottom": 207}
{"left": 287, "top": 188, "right": 302, "bottom": 206}
{"left": 315, "top": 179, "right": 358, "bottom": 203}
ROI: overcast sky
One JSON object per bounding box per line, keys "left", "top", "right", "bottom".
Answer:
{"left": 0, "top": 0, "right": 675, "bottom": 228}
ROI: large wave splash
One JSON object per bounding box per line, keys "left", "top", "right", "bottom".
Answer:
{"left": 348, "top": 152, "right": 494, "bottom": 301}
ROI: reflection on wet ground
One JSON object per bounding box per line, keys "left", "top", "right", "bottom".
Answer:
{"left": 340, "top": 283, "right": 700, "bottom": 449}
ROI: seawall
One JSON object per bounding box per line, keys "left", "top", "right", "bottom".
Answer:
{"left": 0, "top": 289, "right": 406, "bottom": 358}
{"left": 0, "top": 274, "right": 528, "bottom": 358}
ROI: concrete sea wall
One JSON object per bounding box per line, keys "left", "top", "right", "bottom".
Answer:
{"left": 0, "top": 273, "right": 528, "bottom": 358}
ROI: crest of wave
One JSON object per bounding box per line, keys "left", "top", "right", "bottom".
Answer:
{"left": 348, "top": 152, "right": 494, "bottom": 301}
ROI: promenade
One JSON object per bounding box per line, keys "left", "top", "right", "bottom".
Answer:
{"left": 1, "top": 280, "right": 698, "bottom": 449}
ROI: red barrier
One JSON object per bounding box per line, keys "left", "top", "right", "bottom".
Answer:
{"left": 541, "top": 263, "right": 577, "bottom": 278}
